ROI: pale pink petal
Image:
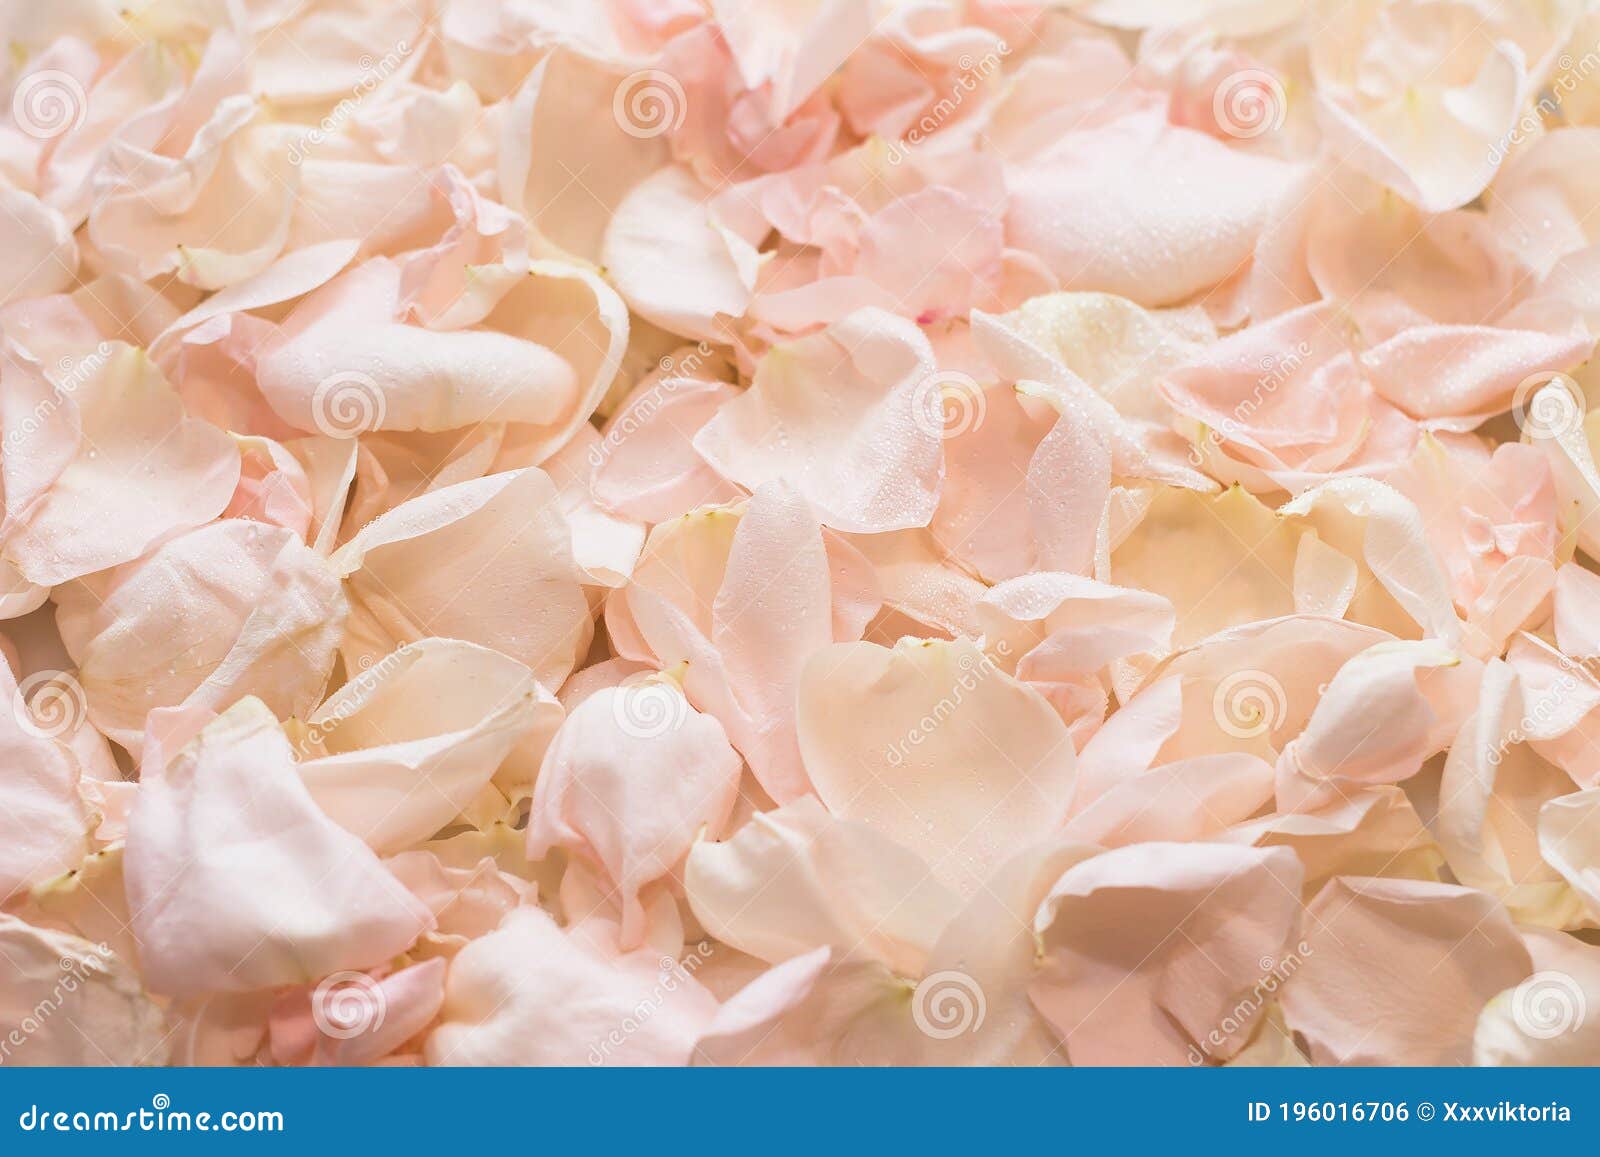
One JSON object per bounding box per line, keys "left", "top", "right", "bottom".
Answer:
{"left": 978, "top": 572, "right": 1175, "bottom": 683}
{"left": 1475, "top": 928, "right": 1600, "bottom": 1065}
{"left": 0, "top": 187, "right": 76, "bottom": 303}
{"left": 1277, "top": 640, "right": 1480, "bottom": 805}
{"left": 2, "top": 342, "right": 239, "bottom": 586}
{"left": 1280, "top": 877, "right": 1531, "bottom": 1065}
{"left": 1553, "top": 561, "right": 1600, "bottom": 659}
{"left": 54, "top": 520, "right": 345, "bottom": 760}
{"left": 90, "top": 96, "right": 297, "bottom": 289}
{"left": 602, "top": 165, "right": 757, "bottom": 342}
{"left": 1030, "top": 843, "right": 1304, "bottom": 1066}
{"left": 796, "top": 637, "right": 1077, "bottom": 895}
{"left": 272, "top": 959, "right": 446, "bottom": 1068}
{"left": 712, "top": 0, "right": 873, "bottom": 122}
{"left": 527, "top": 677, "right": 742, "bottom": 947}
{"left": 256, "top": 259, "right": 580, "bottom": 435}
{"left": 299, "top": 639, "right": 554, "bottom": 855}
{"left": 711, "top": 481, "right": 835, "bottom": 803}
{"left": 126, "top": 699, "right": 434, "bottom": 996}
{"left": 695, "top": 308, "right": 944, "bottom": 533}
{"left": 1066, "top": 754, "right": 1275, "bottom": 846}
{"left": 1439, "top": 660, "right": 1584, "bottom": 926}
{"left": 685, "top": 796, "right": 956, "bottom": 978}
{"left": 1539, "top": 787, "right": 1600, "bottom": 921}
{"left": 425, "top": 907, "right": 718, "bottom": 1066}
{"left": 0, "top": 915, "right": 167, "bottom": 1065}
{"left": 0, "top": 657, "right": 88, "bottom": 902}
{"left": 223, "top": 434, "right": 314, "bottom": 538}
{"left": 1006, "top": 106, "right": 1298, "bottom": 306}
{"left": 331, "top": 467, "right": 592, "bottom": 689}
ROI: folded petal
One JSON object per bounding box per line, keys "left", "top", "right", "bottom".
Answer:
{"left": 1280, "top": 877, "right": 1531, "bottom": 1065}
{"left": 528, "top": 676, "right": 743, "bottom": 948}
{"left": 1030, "top": 843, "right": 1304, "bottom": 1065}
{"left": 126, "top": 699, "right": 433, "bottom": 997}
{"left": 797, "top": 637, "right": 1077, "bottom": 895}
{"left": 331, "top": 468, "right": 591, "bottom": 689}
{"left": 695, "top": 308, "right": 944, "bottom": 533}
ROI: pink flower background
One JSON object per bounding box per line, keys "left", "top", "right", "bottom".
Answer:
{"left": 1, "top": 0, "right": 1599, "bottom": 1067}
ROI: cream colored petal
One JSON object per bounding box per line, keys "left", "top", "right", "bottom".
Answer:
{"left": 796, "top": 637, "right": 1076, "bottom": 896}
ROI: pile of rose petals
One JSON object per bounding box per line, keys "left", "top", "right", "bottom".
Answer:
{"left": 10, "top": 0, "right": 1600, "bottom": 1069}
